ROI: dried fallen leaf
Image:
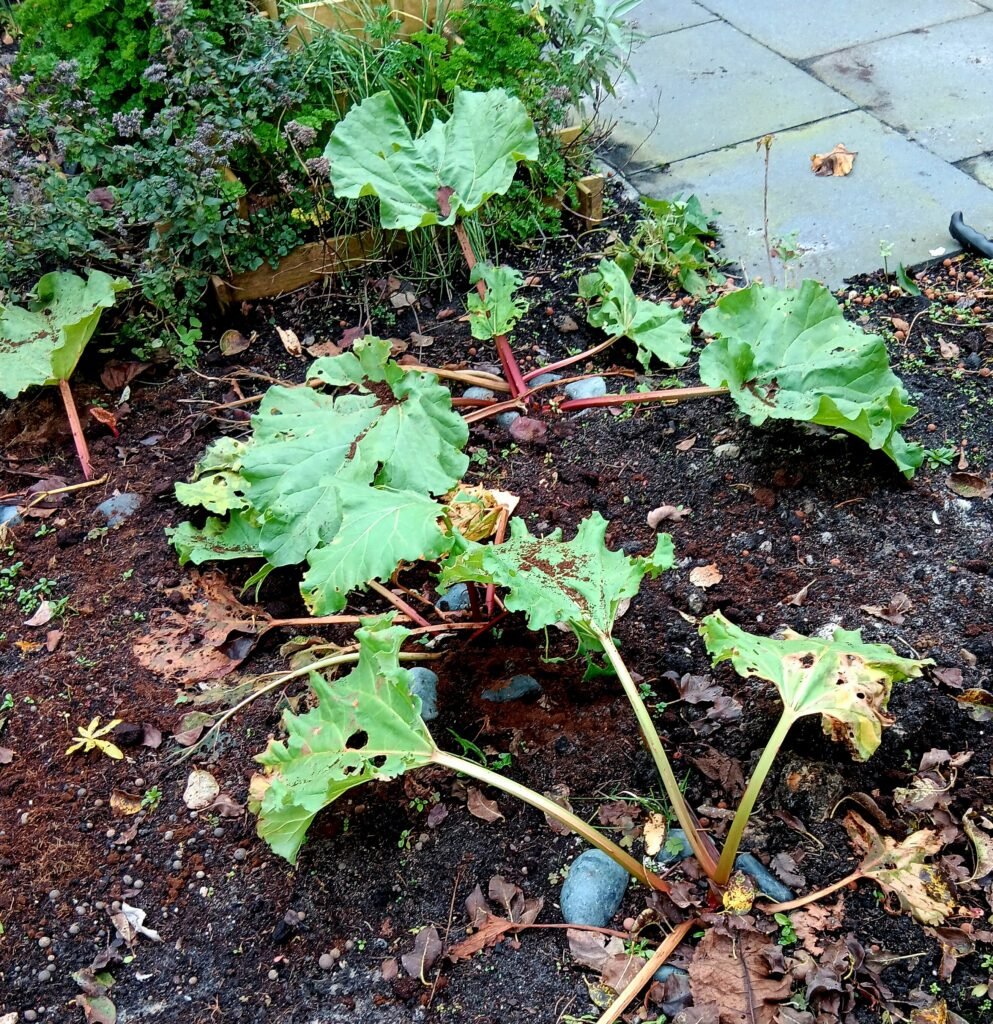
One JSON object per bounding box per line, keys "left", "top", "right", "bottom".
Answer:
{"left": 947, "top": 473, "right": 992, "bottom": 499}
{"left": 110, "top": 790, "right": 144, "bottom": 817}
{"left": 789, "top": 897, "right": 845, "bottom": 955}
{"left": 381, "top": 958, "right": 399, "bottom": 981}
{"left": 566, "top": 928, "right": 614, "bottom": 970}
{"left": 861, "top": 591, "right": 913, "bottom": 625}
{"left": 306, "top": 340, "right": 341, "bottom": 358}
{"left": 689, "top": 563, "right": 722, "bottom": 589}
{"left": 410, "top": 332, "right": 434, "bottom": 348}
{"left": 183, "top": 769, "right": 220, "bottom": 810}
{"left": 275, "top": 326, "right": 303, "bottom": 357}
{"left": 939, "top": 340, "right": 960, "bottom": 360}
{"left": 173, "top": 711, "right": 212, "bottom": 746}
{"left": 675, "top": 436, "right": 697, "bottom": 452}
{"left": 24, "top": 600, "right": 54, "bottom": 627}
{"left": 891, "top": 317, "right": 911, "bottom": 334}
{"left": 89, "top": 406, "right": 119, "bottom": 437}
{"left": 962, "top": 809, "right": 993, "bottom": 881}
{"left": 782, "top": 581, "right": 814, "bottom": 607}
{"left": 0, "top": 747, "right": 14, "bottom": 765}
{"left": 643, "top": 812, "right": 667, "bottom": 857}
{"left": 810, "top": 142, "right": 857, "bottom": 177}
{"left": 933, "top": 667, "right": 963, "bottom": 690}
{"left": 46, "top": 629, "right": 63, "bottom": 652}
{"left": 509, "top": 416, "right": 547, "bottom": 442}
{"left": 542, "top": 785, "right": 573, "bottom": 836}
{"left": 954, "top": 688, "right": 993, "bottom": 722}
{"left": 208, "top": 792, "right": 245, "bottom": 817}
{"left": 112, "top": 903, "right": 162, "bottom": 944}
{"left": 219, "top": 329, "right": 252, "bottom": 356}
{"left": 391, "top": 290, "right": 417, "bottom": 309}
{"left": 402, "top": 924, "right": 441, "bottom": 980}
{"left": 467, "top": 787, "right": 504, "bottom": 823}
{"left": 647, "top": 504, "right": 691, "bottom": 528}
{"left": 688, "top": 929, "right": 791, "bottom": 1024}
{"left": 101, "top": 360, "right": 150, "bottom": 391}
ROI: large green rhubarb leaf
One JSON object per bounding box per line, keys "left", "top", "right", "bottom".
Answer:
{"left": 252, "top": 617, "right": 436, "bottom": 863}
{"left": 326, "top": 89, "right": 539, "bottom": 231}
{"left": 168, "top": 337, "right": 469, "bottom": 613}
{"left": 697, "top": 280, "right": 923, "bottom": 476}
{"left": 439, "top": 512, "right": 674, "bottom": 647}
{"left": 699, "top": 611, "right": 930, "bottom": 760}
{"left": 0, "top": 270, "right": 128, "bottom": 397}
{"left": 581, "top": 258, "right": 691, "bottom": 370}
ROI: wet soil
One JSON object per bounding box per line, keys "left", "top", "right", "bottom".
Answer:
{"left": 1, "top": 205, "right": 992, "bottom": 1024}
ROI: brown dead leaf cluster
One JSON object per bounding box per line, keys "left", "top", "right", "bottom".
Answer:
{"left": 664, "top": 671, "right": 743, "bottom": 736}
{"left": 447, "top": 875, "right": 543, "bottom": 961}
{"left": 810, "top": 143, "right": 857, "bottom": 177}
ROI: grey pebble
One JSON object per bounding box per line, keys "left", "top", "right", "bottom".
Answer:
{"left": 481, "top": 674, "right": 542, "bottom": 703}
{"left": 495, "top": 410, "right": 520, "bottom": 429}
{"left": 267, "top": 969, "right": 278, "bottom": 981}
{"left": 172, "top": 861, "right": 182, "bottom": 871}
{"left": 24, "top": 1011, "right": 37, "bottom": 1022}
{"left": 735, "top": 853, "right": 795, "bottom": 903}
{"left": 407, "top": 668, "right": 439, "bottom": 722}
{"left": 37, "top": 970, "right": 51, "bottom": 983}
{"left": 462, "top": 386, "right": 495, "bottom": 400}
{"left": 713, "top": 443, "right": 741, "bottom": 460}
{"left": 529, "top": 372, "right": 562, "bottom": 388}
{"left": 134, "top": 879, "right": 144, "bottom": 889}
{"left": 234, "top": 849, "right": 247, "bottom": 862}
{"left": 563, "top": 376, "right": 606, "bottom": 401}
{"left": 435, "top": 583, "right": 471, "bottom": 612}
{"left": 95, "top": 492, "right": 142, "bottom": 527}
{"left": 48, "top": 890, "right": 60, "bottom": 901}
{"left": 213, "top": 827, "right": 224, "bottom": 838}
{"left": 560, "top": 849, "right": 630, "bottom": 928}
{"left": 69, "top": 924, "right": 80, "bottom": 935}
{"left": 319, "top": 952, "right": 337, "bottom": 970}
{"left": 37, "top": 937, "right": 51, "bottom": 949}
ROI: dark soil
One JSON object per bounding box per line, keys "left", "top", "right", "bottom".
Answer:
{"left": 1, "top": 203, "right": 992, "bottom": 1024}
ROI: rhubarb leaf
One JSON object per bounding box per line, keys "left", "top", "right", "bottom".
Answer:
{"left": 697, "top": 280, "right": 923, "bottom": 476}
{"left": 252, "top": 617, "right": 437, "bottom": 863}
{"left": 584, "top": 258, "right": 691, "bottom": 370}
{"left": 699, "top": 611, "right": 930, "bottom": 760}
{"left": 467, "top": 264, "right": 528, "bottom": 340}
{"left": 0, "top": 270, "right": 127, "bottom": 397}
{"left": 326, "top": 89, "right": 539, "bottom": 230}
{"left": 439, "top": 512, "right": 674, "bottom": 647}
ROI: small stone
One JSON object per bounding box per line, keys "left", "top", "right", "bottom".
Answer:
{"left": 481, "top": 674, "right": 542, "bottom": 703}
{"left": 529, "top": 371, "right": 563, "bottom": 388}
{"left": 163, "top": 830, "right": 174, "bottom": 841}
{"left": 462, "top": 386, "right": 495, "bottom": 401}
{"left": 38, "top": 937, "right": 51, "bottom": 949}
{"left": 76, "top": 788, "right": 86, "bottom": 798}
{"left": 95, "top": 492, "right": 142, "bottom": 527}
{"left": 134, "top": 880, "right": 144, "bottom": 889}
{"left": 735, "top": 853, "right": 795, "bottom": 903}
{"left": 172, "top": 861, "right": 182, "bottom": 871}
{"left": 563, "top": 376, "right": 607, "bottom": 401}
{"left": 196, "top": 871, "right": 205, "bottom": 880}
{"left": 560, "top": 850, "right": 630, "bottom": 928}
{"left": 188, "top": 977, "right": 198, "bottom": 986}
{"left": 234, "top": 848, "right": 247, "bottom": 862}
{"left": 24, "top": 1012, "right": 38, "bottom": 1022}
{"left": 69, "top": 923, "right": 80, "bottom": 935}
{"left": 267, "top": 969, "right": 278, "bottom": 981}
{"left": 495, "top": 410, "right": 520, "bottom": 429}
{"left": 686, "top": 589, "right": 705, "bottom": 614}
{"left": 555, "top": 315, "right": 579, "bottom": 333}
{"left": 122, "top": 875, "right": 133, "bottom": 885}
{"left": 713, "top": 443, "right": 741, "bottom": 460}
{"left": 37, "top": 970, "right": 51, "bottom": 983}
{"left": 319, "top": 953, "right": 337, "bottom": 970}
{"left": 435, "top": 583, "right": 471, "bottom": 613}
{"left": 407, "top": 668, "right": 439, "bottom": 722}
{"left": 48, "top": 890, "right": 60, "bottom": 901}
{"left": 345, "top": 939, "right": 355, "bottom": 951}
{"left": 213, "top": 827, "right": 224, "bottom": 838}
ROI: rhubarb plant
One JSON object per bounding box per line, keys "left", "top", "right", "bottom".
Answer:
{"left": 578, "top": 257, "right": 691, "bottom": 370}
{"left": 168, "top": 336, "right": 470, "bottom": 614}
{"left": 697, "top": 280, "right": 924, "bottom": 476}
{"left": 0, "top": 270, "right": 128, "bottom": 479}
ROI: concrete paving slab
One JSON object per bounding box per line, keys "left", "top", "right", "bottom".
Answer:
{"left": 698, "top": 0, "right": 984, "bottom": 60}
{"left": 958, "top": 155, "right": 993, "bottom": 190}
{"left": 605, "top": 20, "right": 853, "bottom": 166}
{"left": 809, "top": 15, "right": 993, "bottom": 162}
{"left": 623, "top": 110, "right": 993, "bottom": 288}
{"left": 630, "top": 0, "right": 715, "bottom": 36}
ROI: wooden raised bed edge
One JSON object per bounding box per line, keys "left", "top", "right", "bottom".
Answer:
{"left": 283, "top": 0, "right": 464, "bottom": 48}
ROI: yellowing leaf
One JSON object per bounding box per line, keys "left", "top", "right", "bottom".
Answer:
{"left": 689, "top": 563, "right": 722, "bottom": 589}
{"left": 811, "top": 143, "right": 857, "bottom": 176}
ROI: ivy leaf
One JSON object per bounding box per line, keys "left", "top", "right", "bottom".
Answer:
{"left": 0, "top": 270, "right": 128, "bottom": 398}
{"left": 699, "top": 611, "right": 930, "bottom": 760}
{"left": 439, "top": 512, "right": 674, "bottom": 647}
{"left": 467, "top": 264, "right": 528, "bottom": 340}
{"left": 326, "top": 89, "right": 539, "bottom": 230}
{"left": 844, "top": 812, "right": 954, "bottom": 925}
{"left": 697, "top": 280, "right": 923, "bottom": 476}
{"left": 584, "top": 259, "right": 691, "bottom": 370}
{"left": 252, "top": 617, "right": 436, "bottom": 864}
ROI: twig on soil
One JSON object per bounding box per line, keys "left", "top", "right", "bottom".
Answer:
{"left": 0, "top": 474, "right": 108, "bottom": 505}
{"left": 428, "top": 862, "right": 466, "bottom": 1009}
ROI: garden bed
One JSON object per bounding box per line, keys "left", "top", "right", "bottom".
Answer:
{"left": 1, "top": 208, "right": 992, "bottom": 1024}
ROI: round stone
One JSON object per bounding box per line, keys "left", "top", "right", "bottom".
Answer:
{"left": 267, "top": 969, "right": 278, "bottom": 981}
{"left": 559, "top": 850, "right": 630, "bottom": 928}
{"left": 319, "top": 953, "right": 336, "bottom": 970}
{"left": 233, "top": 848, "right": 247, "bottom": 862}
{"left": 38, "top": 937, "right": 51, "bottom": 949}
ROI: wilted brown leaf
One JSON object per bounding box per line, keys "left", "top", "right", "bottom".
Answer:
{"left": 932, "top": 667, "right": 963, "bottom": 690}
{"left": 306, "top": 340, "right": 341, "bottom": 358}
{"left": 955, "top": 688, "right": 993, "bottom": 722}
{"left": 790, "top": 897, "right": 845, "bottom": 954}
{"left": 219, "top": 330, "right": 252, "bottom": 356}
{"left": 947, "top": 473, "right": 992, "bottom": 499}
{"left": 110, "top": 790, "right": 144, "bottom": 817}
{"left": 89, "top": 406, "right": 119, "bottom": 437}
{"left": 101, "top": 361, "right": 151, "bottom": 391}
{"left": 601, "top": 953, "right": 645, "bottom": 993}
{"left": 782, "top": 581, "right": 814, "bottom": 607}
{"left": 688, "top": 929, "right": 791, "bottom": 1024}
{"left": 689, "top": 563, "right": 722, "bottom": 589}
{"left": 542, "top": 785, "right": 573, "bottom": 836}
{"left": 276, "top": 326, "right": 303, "bottom": 356}
{"left": 509, "top": 416, "right": 547, "bottom": 443}
{"left": 939, "top": 340, "right": 960, "bottom": 360}
{"left": 688, "top": 746, "right": 745, "bottom": 796}
{"left": 844, "top": 812, "right": 954, "bottom": 925}
{"left": 962, "top": 809, "right": 993, "bottom": 881}
{"left": 810, "top": 143, "right": 857, "bottom": 177}
{"left": 467, "top": 787, "right": 504, "bottom": 823}
{"left": 861, "top": 592, "right": 913, "bottom": 625}
{"left": 402, "top": 924, "right": 442, "bottom": 980}
{"left": 675, "top": 436, "right": 697, "bottom": 452}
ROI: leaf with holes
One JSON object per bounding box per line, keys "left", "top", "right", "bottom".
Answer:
{"left": 698, "top": 280, "right": 923, "bottom": 476}
{"left": 699, "top": 611, "right": 930, "bottom": 760}
{"left": 844, "top": 812, "right": 954, "bottom": 925}
{"left": 467, "top": 264, "right": 527, "bottom": 340}
{"left": 0, "top": 270, "right": 128, "bottom": 398}
{"left": 251, "top": 617, "right": 436, "bottom": 863}
{"left": 326, "top": 89, "right": 539, "bottom": 231}
{"left": 168, "top": 336, "right": 469, "bottom": 613}
{"left": 438, "top": 511, "right": 674, "bottom": 649}
{"left": 583, "top": 259, "right": 691, "bottom": 370}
